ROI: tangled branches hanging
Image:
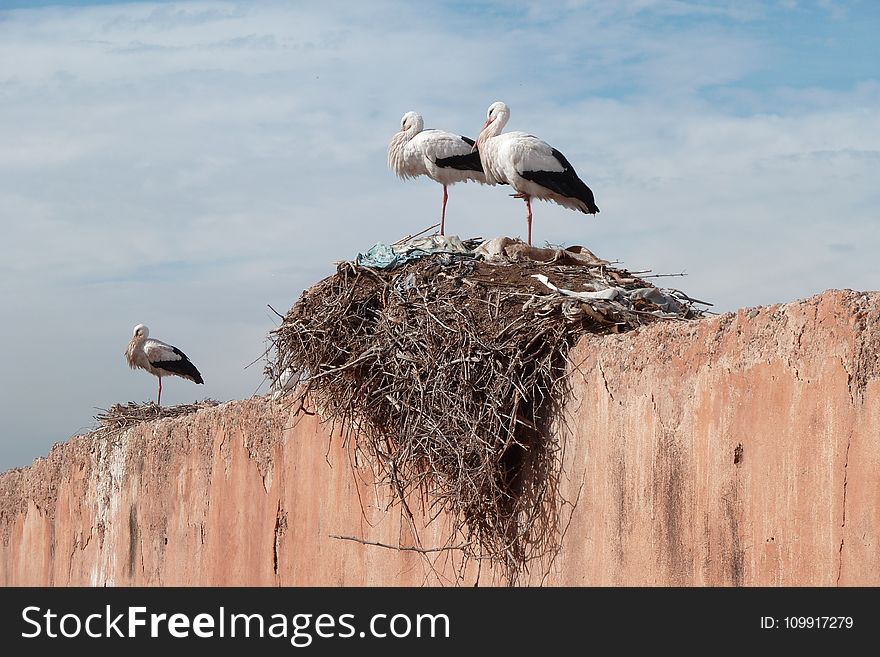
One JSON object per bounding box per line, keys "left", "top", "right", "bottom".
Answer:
{"left": 268, "top": 244, "right": 706, "bottom": 581}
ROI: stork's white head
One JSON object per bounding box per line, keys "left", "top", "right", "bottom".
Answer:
{"left": 389, "top": 112, "right": 425, "bottom": 173}
{"left": 132, "top": 324, "right": 149, "bottom": 339}
{"left": 399, "top": 111, "right": 424, "bottom": 135}
{"left": 485, "top": 101, "right": 509, "bottom": 126}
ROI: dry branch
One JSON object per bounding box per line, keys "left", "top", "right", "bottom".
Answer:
{"left": 328, "top": 534, "right": 470, "bottom": 553}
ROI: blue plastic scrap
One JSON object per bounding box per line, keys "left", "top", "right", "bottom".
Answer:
{"left": 356, "top": 235, "right": 473, "bottom": 269}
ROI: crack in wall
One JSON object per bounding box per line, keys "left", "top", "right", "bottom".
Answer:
{"left": 837, "top": 435, "right": 851, "bottom": 586}
{"left": 127, "top": 504, "right": 138, "bottom": 581}
{"left": 597, "top": 360, "right": 614, "bottom": 401}
{"left": 728, "top": 461, "right": 745, "bottom": 586}
{"left": 273, "top": 501, "right": 288, "bottom": 582}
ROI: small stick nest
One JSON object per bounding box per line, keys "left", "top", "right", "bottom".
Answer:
{"left": 268, "top": 245, "right": 706, "bottom": 581}
{"left": 93, "top": 400, "right": 221, "bottom": 439}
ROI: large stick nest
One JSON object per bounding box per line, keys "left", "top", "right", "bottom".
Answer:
{"left": 267, "top": 237, "right": 707, "bottom": 581}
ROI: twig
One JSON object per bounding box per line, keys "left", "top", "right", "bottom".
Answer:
{"left": 392, "top": 222, "right": 441, "bottom": 246}
{"left": 329, "top": 534, "right": 470, "bottom": 553}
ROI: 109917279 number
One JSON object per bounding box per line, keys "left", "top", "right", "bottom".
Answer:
{"left": 783, "top": 617, "right": 854, "bottom": 629}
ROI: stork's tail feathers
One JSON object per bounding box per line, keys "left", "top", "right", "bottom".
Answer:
{"left": 581, "top": 191, "right": 600, "bottom": 215}
{"left": 519, "top": 147, "right": 600, "bottom": 215}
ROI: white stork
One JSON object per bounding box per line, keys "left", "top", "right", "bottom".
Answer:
{"left": 388, "top": 111, "right": 486, "bottom": 236}
{"left": 125, "top": 324, "right": 204, "bottom": 406}
{"left": 475, "top": 101, "right": 599, "bottom": 245}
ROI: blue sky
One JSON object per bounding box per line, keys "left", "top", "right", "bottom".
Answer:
{"left": 0, "top": 0, "right": 877, "bottom": 470}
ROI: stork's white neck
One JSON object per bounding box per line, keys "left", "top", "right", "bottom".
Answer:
{"left": 477, "top": 105, "right": 510, "bottom": 148}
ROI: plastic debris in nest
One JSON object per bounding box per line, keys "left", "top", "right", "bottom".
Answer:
{"left": 356, "top": 234, "right": 482, "bottom": 269}
{"left": 272, "top": 366, "right": 308, "bottom": 400}
{"left": 267, "top": 234, "right": 710, "bottom": 581}
{"left": 356, "top": 234, "right": 709, "bottom": 323}
{"left": 531, "top": 273, "right": 701, "bottom": 319}
{"left": 474, "top": 235, "right": 609, "bottom": 266}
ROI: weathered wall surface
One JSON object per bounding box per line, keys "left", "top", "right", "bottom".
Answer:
{"left": 0, "top": 289, "right": 877, "bottom": 586}
{"left": 553, "top": 289, "right": 879, "bottom": 586}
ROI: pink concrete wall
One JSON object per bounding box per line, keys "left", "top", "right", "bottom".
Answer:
{"left": 1, "top": 290, "right": 877, "bottom": 586}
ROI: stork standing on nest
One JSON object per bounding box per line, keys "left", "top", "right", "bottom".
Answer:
{"left": 125, "top": 324, "right": 204, "bottom": 406}
{"left": 388, "top": 111, "right": 486, "bottom": 236}
{"left": 475, "top": 101, "right": 599, "bottom": 245}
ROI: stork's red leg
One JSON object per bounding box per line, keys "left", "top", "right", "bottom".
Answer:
{"left": 525, "top": 196, "right": 533, "bottom": 245}
{"left": 440, "top": 185, "right": 448, "bottom": 236}
{"left": 157, "top": 377, "right": 162, "bottom": 407}
{"left": 510, "top": 193, "right": 533, "bottom": 244}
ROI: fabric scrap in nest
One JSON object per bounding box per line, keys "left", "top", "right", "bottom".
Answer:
{"left": 356, "top": 235, "right": 479, "bottom": 269}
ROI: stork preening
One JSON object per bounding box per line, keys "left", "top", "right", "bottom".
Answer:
{"left": 125, "top": 324, "right": 204, "bottom": 406}
{"left": 475, "top": 101, "right": 599, "bottom": 245}
{"left": 388, "top": 111, "right": 485, "bottom": 236}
